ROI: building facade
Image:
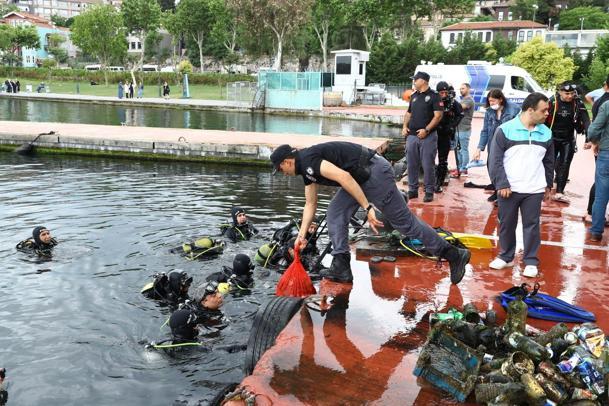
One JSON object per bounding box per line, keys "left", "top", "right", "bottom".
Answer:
{"left": 7, "top": 0, "right": 120, "bottom": 19}
{"left": 440, "top": 20, "right": 547, "bottom": 49}
{"left": 545, "top": 29, "right": 609, "bottom": 56}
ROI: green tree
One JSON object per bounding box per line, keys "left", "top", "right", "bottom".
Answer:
{"left": 0, "top": 3, "right": 18, "bottom": 15}
{"left": 47, "top": 33, "right": 68, "bottom": 64}
{"left": 510, "top": 0, "right": 537, "bottom": 20}
{"left": 228, "top": 0, "right": 314, "bottom": 71}
{"left": 71, "top": 5, "right": 127, "bottom": 84}
{"left": 158, "top": 0, "right": 175, "bottom": 11}
{"left": 121, "top": 0, "right": 162, "bottom": 69}
{"left": 469, "top": 15, "right": 495, "bottom": 22}
{"left": 174, "top": 0, "right": 215, "bottom": 72}
{"left": 0, "top": 25, "right": 40, "bottom": 66}
{"left": 511, "top": 37, "right": 575, "bottom": 88}
{"left": 446, "top": 32, "right": 487, "bottom": 64}
{"left": 595, "top": 35, "right": 609, "bottom": 65}
{"left": 557, "top": 7, "right": 609, "bottom": 30}
{"left": 311, "top": 0, "right": 346, "bottom": 71}
{"left": 433, "top": 0, "right": 475, "bottom": 18}
{"left": 583, "top": 57, "right": 609, "bottom": 90}
{"left": 346, "top": 0, "right": 391, "bottom": 50}
{"left": 489, "top": 34, "right": 517, "bottom": 62}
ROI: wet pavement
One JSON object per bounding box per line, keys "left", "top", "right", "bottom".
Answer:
{"left": 230, "top": 126, "right": 608, "bottom": 404}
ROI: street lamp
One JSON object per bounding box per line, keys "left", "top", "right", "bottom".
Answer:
{"left": 532, "top": 4, "right": 538, "bottom": 21}
{"left": 548, "top": 17, "right": 552, "bottom": 30}
{"left": 580, "top": 17, "right": 585, "bottom": 31}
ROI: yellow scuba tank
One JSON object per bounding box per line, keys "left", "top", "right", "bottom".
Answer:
{"left": 141, "top": 281, "right": 154, "bottom": 294}
{"left": 255, "top": 242, "right": 278, "bottom": 266}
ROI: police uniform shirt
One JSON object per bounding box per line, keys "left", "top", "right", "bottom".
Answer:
{"left": 407, "top": 88, "right": 443, "bottom": 134}
{"left": 550, "top": 97, "right": 576, "bottom": 139}
{"left": 295, "top": 141, "right": 374, "bottom": 187}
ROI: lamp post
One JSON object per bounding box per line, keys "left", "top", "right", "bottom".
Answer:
{"left": 580, "top": 17, "right": 585, "bottom": 31}
{"left": 548, "top": 17, "right": 552, "bottom": 30}
{"left": 532, "top": 4, "right": 538, "bottom": 22}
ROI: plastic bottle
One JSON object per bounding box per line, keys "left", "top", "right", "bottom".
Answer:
{"left": 534, "top": 373, "right": 568, "bottom": 403}
{"left": 504, "top": 296, "right": 527, "bottom": 335}
{"left": 429, "top": 308, "right": 463, "bottom": 325}
{"left": 507, "top": 332, "right": 553, "bottom": 362}
{"left": 549, "top": 338, "right": 570, "bottom": 363}
{"left": 535, "top": 323, "right": 569, "bottom": 347}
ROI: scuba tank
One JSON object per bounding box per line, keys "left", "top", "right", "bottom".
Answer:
{"left": 254, "top": 242, "right": 280, "bottom": 267}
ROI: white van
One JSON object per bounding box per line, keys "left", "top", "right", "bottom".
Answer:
{"left": 108, "top": 66, "right": 125, "bottom": 71}
{"left": 84, "top": 64, "right": 102, "bottom": 71}
{"left": 413, "top": 62, "right": 545, "bottom": 108}
{"left": 141, "top": 64, "right": 159, "bottom": 72}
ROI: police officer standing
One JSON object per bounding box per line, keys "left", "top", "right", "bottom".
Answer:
{"left": 402, "top": 71, "right": 444, "bottom": 202}
{"left": 434, "top": 82, "right": 463, "bottom": 193}
{"left": 270, "top": 142, "right": 471, "bottom": 285}
{"left": 545, "top": 81, "right": 590, "bottom": 203}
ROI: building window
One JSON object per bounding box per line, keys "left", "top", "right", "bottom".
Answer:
{"left": 485, "top": 31, "right": 491, "bottom": 42}
{"left": 336, "top": 55, "right": 351, "bottom": 74}
{"left": 508, "top": 31, "right": 513, "bottom": 40}
{"left": 130, "top": 41, "right": 135, "bottom": 49}
{"left": 477, "top": 31, "right": 483, "bottom": 41}
{"left": 518, "top": 31, "right": 524, "bottom": 42}
{"left": 137, "top": 42, "right": 141, "bottom": 49}
{"left": 527, "top": 30, "right": 533, "bottom": 41}
{"left": 498, "top": 11, "right": 503, "bottom": 20}
{"left": 359, "top": 63, "right": 364, "bottom": 75}
{"left": 449, "top": 33, "right": 455, "bottom": 44}
{"left": 508, "top": 11, "right": 513, "bottom": 20}
{"left": 535, "top": 30, "right": 542, "bottom": 37}
{"left": 458, "top": 32, "right": 463, "bottom": 41}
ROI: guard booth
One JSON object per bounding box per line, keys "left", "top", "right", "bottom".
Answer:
{"left": 331, "top": 49, "right": 370, "bottom": 105}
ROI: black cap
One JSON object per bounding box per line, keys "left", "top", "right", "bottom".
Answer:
{"left": 270, "top": 144, "right": 295, "bottom": 174}
{"left": 436, "top": 81, "right": 450, "bottom": 91}
{"left": 410, "top": 71, "right": 430, "bottom": 82}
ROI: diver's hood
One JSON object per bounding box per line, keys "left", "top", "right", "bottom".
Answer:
{"left": 232, "top": 254, "right": 254, "bottom": 276}
{"left": 32, "top": 226, "right": 48, "bottom": 247}
{"left": 169, "top": 309, "right": 198, "bottom": 341}
{"left": 231, "top": 207, "right": 246, "bottom": 226}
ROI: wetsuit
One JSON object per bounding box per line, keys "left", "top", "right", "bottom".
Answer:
{"left": 546, "top": 95, "right": 590, "bottom": 194}
{"left": 222, "top": 207, "right": 259, "bottom": 243}
{"left": 142, "top": 271, "right": 191, "bottom": 306}
{"left": 435, "top": 98, "right": 463, "bottom": 192}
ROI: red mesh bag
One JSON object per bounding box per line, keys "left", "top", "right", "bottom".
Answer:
{"left": 275, "top": 246, "right": 316, "bottom": 297}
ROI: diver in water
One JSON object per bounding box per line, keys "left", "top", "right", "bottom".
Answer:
{"left": 16, "top": 226, "right": 58, "bottom": 257}
{"left": 0, "top": 368, "right": 7, "bottom": 406}
{"left": 272, "top": 217, "right": 321, "bottom": 256}
{"left": 206, "top": 253, "right": 255, "bottom": 291}
{"left": 141, "top": 270, "right": 193, "bottom": 306}
{"left": 221, "top": 207, "right": 259, "bottom": 243}
{"left": 169, "top": 236, "right": 224, "bottom": 260}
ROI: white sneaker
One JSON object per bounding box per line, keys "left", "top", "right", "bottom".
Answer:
{"left": 522, "top": 265, "right": 539, "bottom": 278}
{"left": 489, "top": 257, "right": 514, "bottom": 270}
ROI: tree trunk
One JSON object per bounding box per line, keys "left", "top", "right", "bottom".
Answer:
{"left": 271, "top": 28, "right": 283, "bottom": 71}
{"left": 194, "top": 32, "right": 204, "bottom": 73}
{"left": 139, "top": 30, "right": 146, "bottom": 71}
{"left": 313, "top": 21, "right": 329, "bottom": 72}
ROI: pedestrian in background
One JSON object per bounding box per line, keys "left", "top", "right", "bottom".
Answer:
{"left": 137, "top": 82, "right": 144, "bottom": 98}
{"left": 488, "top": 92, "right": 554, "bottom": 278}
{"left": 401, "top": 71, "right": 443, "bottom": 203}
{"left": 117, "top": 81, "right": 124, "bottom": 99}
{"left": 473, "top": 89, "right": 520, "bottom": 202}
{"left": 162, "top": 81, "right": 170, "bottom": 99}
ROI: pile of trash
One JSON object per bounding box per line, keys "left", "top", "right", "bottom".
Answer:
{"left": 413, "top": 296, "right": 608, "bottom": 405}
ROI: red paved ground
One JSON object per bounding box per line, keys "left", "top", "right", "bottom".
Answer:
{"left": 229, "top": 118, "right": 607, "bottom": 405}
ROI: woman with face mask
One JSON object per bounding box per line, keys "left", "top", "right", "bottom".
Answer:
{"left": 472, "top": 88, "right": 520, "bottom": 202}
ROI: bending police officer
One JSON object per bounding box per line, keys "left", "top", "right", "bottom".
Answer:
{"left": 270, "top": 141, "right": 471, "bottom": 284}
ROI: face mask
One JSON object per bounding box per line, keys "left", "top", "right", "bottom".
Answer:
{"left": 490, "top": 104, "right": 500, "bottom": 111}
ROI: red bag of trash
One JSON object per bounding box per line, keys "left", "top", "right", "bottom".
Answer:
{"left": 276, "top": 246, "right": 316, "bottom": 297}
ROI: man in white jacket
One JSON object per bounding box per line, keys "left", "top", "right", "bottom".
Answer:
{"left": 488, "top": 92, "right": 554, "bottom": 278}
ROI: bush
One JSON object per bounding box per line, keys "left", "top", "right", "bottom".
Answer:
{"left": 0, "top": 66, "right": 255, "bottom": 85}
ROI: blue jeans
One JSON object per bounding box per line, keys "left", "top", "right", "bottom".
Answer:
{"left": 591, "top": 150, "right": 609, "bottom": 235}
{"left": 456, "top": 130, "right": 471, "bottom": 171}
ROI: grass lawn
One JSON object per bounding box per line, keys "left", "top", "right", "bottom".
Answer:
{"left": 13, "top": 78, "right": 228, "bottom": 100}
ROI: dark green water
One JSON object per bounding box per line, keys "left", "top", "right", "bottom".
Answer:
{"left": 0, "top": 98, "right": 401, "bottom": 138}
{"left": 0, "top": 152, "right": 337, "bottom": 405}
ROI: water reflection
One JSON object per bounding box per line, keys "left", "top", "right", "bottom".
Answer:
{"left": 0, "top": 98, "right": 401, "bottom": 138}
{"left": 0, "top": 151, "right": 337, "bottom": 405}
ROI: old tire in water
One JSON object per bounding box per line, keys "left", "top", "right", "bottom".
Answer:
{"left": 243, "top": 296, "right": 304, "bottom": 375}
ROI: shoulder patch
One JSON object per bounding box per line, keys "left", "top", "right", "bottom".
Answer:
{"left": 412, "top": 96, "right": 417, "bottom": 103}
{"left": 425, "top": 95, "right": 430, "bottom": 103}
{"left": 306, "top": 167, "right": 314, "bottom": 175}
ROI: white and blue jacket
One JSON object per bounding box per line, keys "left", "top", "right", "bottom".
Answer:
{"left": 489, "top": 115, "right": 554, "bottom": 194}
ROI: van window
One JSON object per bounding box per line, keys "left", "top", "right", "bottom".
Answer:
{"left": 486, "top": 75, "right": 505, "bottom": 91}
{"left": 511, "top": 76, "right": 534, "bottom": 92}
{"left": 336, "top": 56, "right": 351, "bottom": 75}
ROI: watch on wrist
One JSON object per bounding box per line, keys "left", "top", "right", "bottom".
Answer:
{"left": 365, "top": 204, "right": 373, "bottom": 213}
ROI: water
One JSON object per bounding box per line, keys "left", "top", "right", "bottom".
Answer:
{"left": 0, "top": 98, "right": 401, "bottom": 138}
{"left": 0, "top": 152, "right": 335, "bottom": 405}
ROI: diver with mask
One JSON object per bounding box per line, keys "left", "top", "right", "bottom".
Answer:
{"left": 16, "top": 226, "right": 58, "bottom": 257}
{"left": 221, "top": 207, "right": 259, "bottom": 243}
{"left": 206, "top": 253, "right": 255, "bottom": 291}
{"left": 141, "top": 270, "right": 193, "bottom": 306}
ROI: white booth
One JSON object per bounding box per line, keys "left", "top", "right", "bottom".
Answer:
{"left": 331, "top": 49, "right": 370, "bottom": 105}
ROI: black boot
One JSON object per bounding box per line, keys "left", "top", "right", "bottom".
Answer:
{"left": 320, "top": 253, "right": 353, "bottom": 283}
{"left": 441, "top": 245, "right": 471, "bottom": 284}
{"left": 487, "top": 191, "right": 498, "bottom": 202}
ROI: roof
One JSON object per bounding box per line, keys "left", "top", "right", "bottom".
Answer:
{"left": 2, "top": 11, "right": 56, "bottom": 28}
{"left": 330, "top": 49, "right": 370, "bottom": 56}
{"left": 440, "top": 20, "right": 546, "bottom": 31}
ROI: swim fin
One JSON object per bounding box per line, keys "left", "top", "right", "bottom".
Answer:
{"left": 500, "top": 284, "right": 596, "bottom": 323}
{"left": 450, "top": 233, "right": 494, "bottom": 249}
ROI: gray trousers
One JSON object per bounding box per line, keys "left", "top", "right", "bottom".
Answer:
{"left": 497, "top": 192, "right": 544, "bottom": 266}
{"left": 327, "top": 155, "right": 451, "bottom": 256}
{"left": 406, "top": 132, "right": 438, "bottom": 194}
